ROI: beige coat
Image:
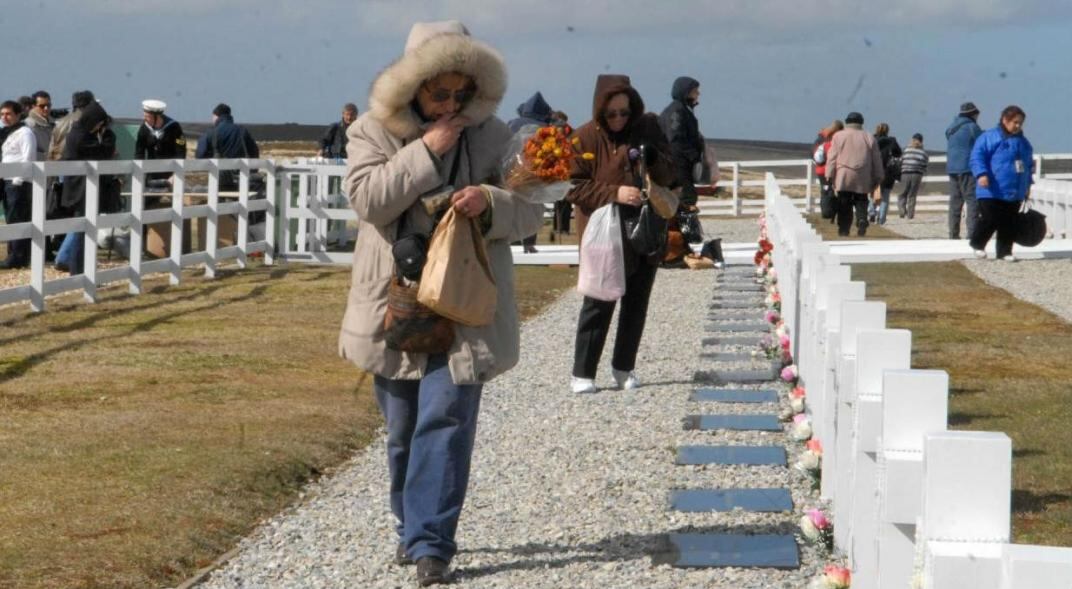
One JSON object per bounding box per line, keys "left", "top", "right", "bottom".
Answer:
{"left": 825, "top": 124, "right": 885, "bottom": 194}
{"left": 338, "top": 22, "right": 544, "bottom": 385}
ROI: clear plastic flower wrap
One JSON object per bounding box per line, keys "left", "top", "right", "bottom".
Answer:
{"left": 501, "top": 124, "right": 593, "bottom": 204}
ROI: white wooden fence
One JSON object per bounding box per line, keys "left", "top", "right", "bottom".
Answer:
{"left": 762, "top": 173, "right": 1072, "bottom": 589}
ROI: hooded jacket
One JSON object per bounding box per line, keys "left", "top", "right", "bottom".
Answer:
{"left": 970, "top": 125, "right": 1034, "bottom": 202}
{"left": 945, "top": 114, "right": 983, "bottom": 174}
{"left": 507, "top": 91, "right": 553, "bottom": 133}
{"left": 657, "top": 76, "right": 703, "bottom": 206}
{"left": 61, "top": 102, "right": 121, "bottom": 211}
{"left": 339, "top": 20, "right": 544, "bottom": 385}
{"left": 567, "top": 74, "right": 674, "bottom": 248}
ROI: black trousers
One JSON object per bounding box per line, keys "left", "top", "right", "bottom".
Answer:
{"left": 836, "top": 191, "right": 870, "bottom": 236}
{"left": 3, "top": 181, "right": 32, "bottom": 265}
{"left": 970, "top": 199, "right": 1020, "bottom": 259}
{"left": 553, "top": 200, "right": 572, "bottom": 234}
{"left": 572, "top": 258, "right": 658, "bottom": 378}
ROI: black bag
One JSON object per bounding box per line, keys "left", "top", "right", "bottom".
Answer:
{"left": 1014, "top": 207, "right": 1047, "bottom": 247}
{"left": 886, "top": 156, "right": 902, "bottom": 183}
{"left": 819, "top": 184, "right": 836, "bottom": 219}
{"left": 623, "top": 201, "right": 668, "bottom": 258}
{"left": 700, "top": 238, "right": 724, "bottom": 263}
{"left": 677, "top": 207, "right": 704, "bottom": 244}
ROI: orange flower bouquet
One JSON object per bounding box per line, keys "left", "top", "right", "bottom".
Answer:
{"left": 502, "top": 125, "right": 594, "bottom": 203}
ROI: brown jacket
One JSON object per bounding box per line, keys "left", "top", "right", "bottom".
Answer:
{"left": 566, "top": 74, "right": 674, "bottom": 240}
{"left": 339, "top": 23, "right": 544, "bottom": 384}
{"left": 825, "top": 124, "right": 885, "bottom": 194}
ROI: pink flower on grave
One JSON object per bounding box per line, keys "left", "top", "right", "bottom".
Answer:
{"left": 780, "top": 334, "right": 791, "bottom": 351}
{"left": 791, "top": 386, "right": 806, "bottom": 399}
{"left": 775, "top": 322, "right": 788, "bottom": 338}
{"left": 790, "top": 386, "right": 806, "bottom": 413}
{"left": 824, "top": 564, "right": 852, "bottom": 588}
{"left": 807, "top": 508, "right": 831, "bottom": 530}
{"left": 766, "top": 310, "right": 781, "bottom": 324}
{"left": 772, "top": 292, "right": 781, "bottom": 303}
{"left": 790, "top": 413, "right": 812, "bottom": 440}
{"left": 781, "top": 364, "right": 798, "bottom": 383}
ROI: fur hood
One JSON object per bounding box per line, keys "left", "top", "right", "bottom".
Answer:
{"left": 369, "top": 20, "right": 507, "bottom": 140}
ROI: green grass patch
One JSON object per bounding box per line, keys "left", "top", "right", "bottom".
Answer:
{"left": 805, "top": 212, "right": 902, "bottom": 240}
{"left": 0, "top": 261, "right": 576, "bottom": 588}
{"left": 851, "top": 261, "right": 1072, "bottom": 546}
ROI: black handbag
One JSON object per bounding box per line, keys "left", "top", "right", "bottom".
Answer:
{"left": 677, "top": 207, "right": 704, "bottom": 244}
{"left": 1013, "top": 206, "right": 1047, "bottom": 247}
{"left": 623, "top": 201, "right": 668, "bottom": 258}
{"left": 700, "top": 238, "right": 724, "bottom": 263}
{"left": 819, "top": 184, "right": 836, "bottom": 219}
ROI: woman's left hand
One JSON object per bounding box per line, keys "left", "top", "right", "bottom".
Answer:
{"left": 451, "top": 186, "right": 488, "bottom": 218}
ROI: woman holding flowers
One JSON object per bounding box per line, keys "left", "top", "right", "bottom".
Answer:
{"left": 566, "top": 74, "right": 674, "bottom": 394}
{"left": 340, "top": 20, "right": 543, "bottom": 585}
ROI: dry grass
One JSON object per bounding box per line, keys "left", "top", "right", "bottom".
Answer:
{"left": 850, "top": 261, "right": 1072, "bottom": 546}
{"left": 805, "top": 212, "right": 903, "bottom": 240}
{"left": 0, "top": 261, "right": 576, "bottom": 589}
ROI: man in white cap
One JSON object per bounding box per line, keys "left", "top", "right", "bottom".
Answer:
{"left": 135, "top": 99, "right": 186, "bottom": 185}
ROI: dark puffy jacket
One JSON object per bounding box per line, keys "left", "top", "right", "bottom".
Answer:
{"left": 61, "top": 102, "right": 121, "bottom": 212}
{"left": 876, "top": 135, "right": 902, "bottom": 189}
{"left": 320, "top": 120, "right": 350, "bottom": 159}
{"left": 507, "top": 91, "right": 553, "bottom": 133}
{"left": 658, "top": 76, "right": 703, "bottom": 205}
{"left": 195, "top": 115, "right": 259, "bottom": 160}
{"left": 945, "top": 115, "right": 982, "bottom": 174}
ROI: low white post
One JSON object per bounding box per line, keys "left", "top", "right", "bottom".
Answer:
{"left": 264, "top": 163, "right": 277, "bottom": 265}
{"left": 169, "top": 161, "right": 185, "bottom": 286}
{"left": 82, "top": 162, "right": 99, "bottom": 304}
{"left": 236, "top": 162, "right": 249, "bottom": 269}
{"left": 1002, "top": 545, "right": 1072, "bottom": 589}
{"left": 805, "top": 162, "right": 814, "bottom": 213}
{"left": 919, "top": 431, "right": 1011, "bottom": 589}
{"left": 877, "top": 369, "right": 949, "bottom": 589}
{"left": 205, "top": 163, "right": 219, "bottom": 279}
{"left": 29, "top": 162, "right": 47, "bottom": 312}
{"left": 129, "top": 164, "right": 145, "bottom": 295}
{"left": 732, "top": 162, "right": 740, "bottom": 216}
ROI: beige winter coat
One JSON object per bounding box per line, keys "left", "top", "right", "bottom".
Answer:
{"left": 825, "top": 124, "right": 885, "bottom": 194}
{"left": 338, "top": 22, "right": 544, "bottom": 385}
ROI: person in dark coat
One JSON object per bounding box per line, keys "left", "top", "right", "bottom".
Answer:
{"left": 319, "top": 103, "right": 357, "bottom": 159}
{"left": 507, "top": 92, "right": 556, "bottom": 252}
{"left": 195, "top": 103, "right": 259, "bottom": 190}
{"left": 55, "top": 101, "right": 120, "bottom": 274}
{"left": 507, "top": 91, "right": 553, "bottom": 133}
{"left": 869, "top": 123, "right": 902, "bottom": 225}
{"left": 658, "top": 76, "right": 704, "bottom": 207}
{"left": 135, "top": 99, "right": 186, "bottom": 184}
{"left": 566, "top": 74, "right": 674, "bottom": 394}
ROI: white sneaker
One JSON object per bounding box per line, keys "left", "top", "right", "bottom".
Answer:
{"left": 973, "top": 249, "right": 987, "bottom": 259}
{"left": 570, "top": 376, "right": 597, "bottom": 394}
{"left": 611, "top": 369, "right": 640, "bottom": 391}
{"left": 1001, "top": 254, "right": 1018, "bottom": 263}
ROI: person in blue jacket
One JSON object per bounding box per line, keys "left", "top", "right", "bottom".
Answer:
{"left": 969, "top": 105, "right": 1033, "bottom": 262}
{"left": 195, "top": 103, "right": 259, "bottom": 190}
{"left": 945, "top": 102, "right": 983, "bottom": 239}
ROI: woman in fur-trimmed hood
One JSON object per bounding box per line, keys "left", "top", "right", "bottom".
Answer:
{"left": 339, "top": 20, "right": 543, "bottom": 584}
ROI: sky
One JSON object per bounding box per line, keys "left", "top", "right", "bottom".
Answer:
{"left": 5, "top": 0, "right": 1072, "bottom": 151}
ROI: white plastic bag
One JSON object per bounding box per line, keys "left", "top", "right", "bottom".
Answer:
{"left": 577, "top": 204, "right": 626, "bottom": 301}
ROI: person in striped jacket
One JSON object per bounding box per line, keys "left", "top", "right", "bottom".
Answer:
{"left": 897, "top": 133, "right": 929, "bottom": 219}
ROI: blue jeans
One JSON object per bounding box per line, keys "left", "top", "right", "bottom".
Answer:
{"left": 867, "top": 186, "right": 892, "bottom": 225}
{"left": 374, "top": 354, "right": 483, "bottom": 563}
{"left": 56, "top": 231, "right": 84, "bottom": 275}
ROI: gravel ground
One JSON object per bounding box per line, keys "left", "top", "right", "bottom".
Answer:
{"left": 199, "top": 219, "right": 829, "bottom": 588}
{"left": 879, "top": 214, "right": 1072, "bottom": 324}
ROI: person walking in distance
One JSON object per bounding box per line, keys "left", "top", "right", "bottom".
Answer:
{"left": 945, "top": 102, "right": 983, "bottom": 239}
{"left": 897, "top": 133, "right": 929, "bottom": 219}
{"left": 825, "top": 111, "right": 884, "bottom": 237}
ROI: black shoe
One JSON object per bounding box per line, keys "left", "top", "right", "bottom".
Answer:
{"left": 416, "top": 557, "right": 450, "bottom": 586}
{"left": 857, "top": 228, "right": 867, "bottom": 237}
{"left": 54, "top": 261, "right": 69, "bottom": 273}
{"left": 0, "top": 259, "right": 27, "bottom": 270}
{"left": 837, "top": 231, "right": 849, "bottom": 237}
{"left": 394, "top": 544, "right": 414, "bottom": 566}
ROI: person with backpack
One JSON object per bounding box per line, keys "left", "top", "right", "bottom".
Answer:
{"left": 897, "top": 133, "right": 929, "bottom": 219}
{"left": 812, "top": 120, "right": 843, "bottom": 223}
{"left": 870, "top": 123, "right": 902, "bottom": 225}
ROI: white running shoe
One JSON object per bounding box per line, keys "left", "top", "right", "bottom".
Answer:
{"left": 973, "top": 249, "right": 987, "bottom": 259}
{"left": 1001, "top": 254, "right": 1018, "bottom": 263}
{"left": 570, "top": 376, "right": 597, "bottom": 394}
{"left": 612, "top": 369, "right": 640, "bottom": 391}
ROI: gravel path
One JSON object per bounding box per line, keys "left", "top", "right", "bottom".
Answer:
{"left": 200, "top": 219, "right": 828, "bottom": 588}
{"left": 880, "top": 214, "right": 1072, "bottom": 324}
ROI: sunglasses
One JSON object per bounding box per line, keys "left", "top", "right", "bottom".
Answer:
{"left": 604, "top": 109, "right": 631, "bottom": 120}
{"left": 36, "top": 103, "right": 51, "bottom": 109}
{"left": 425, "top": 86, "right": 476, "bottom": 104}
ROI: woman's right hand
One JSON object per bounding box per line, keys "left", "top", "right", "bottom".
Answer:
{"left": 423, "top": 115, "right": 466, "bottom": 157}
{"left": 616, "top": 185, "right": 643, "bottom": 207}
{"left": 977, "top": 175, "right": 989, "bottom": 188}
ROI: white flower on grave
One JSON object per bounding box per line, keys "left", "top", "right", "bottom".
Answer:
{"left": 808, "top": 578, "right": 831, "bottom": 589}
{"left": 799, "top": 514, "right": 821, "bottom": 541}
{"left": 790, "top": 396, "right": 805, "bottom": 414}
{"left": 795, "top": 450, "right": 820, "bottom": 472}
{"left": 791, "top": 415, "right": 813, "bottom": 441}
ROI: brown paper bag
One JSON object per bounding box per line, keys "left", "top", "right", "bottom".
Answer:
{"left": 645, "top": 173, "right": 679, "bottom": 220}
{"left": 417, "top": 208, "right": 498, "bottom": 327}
